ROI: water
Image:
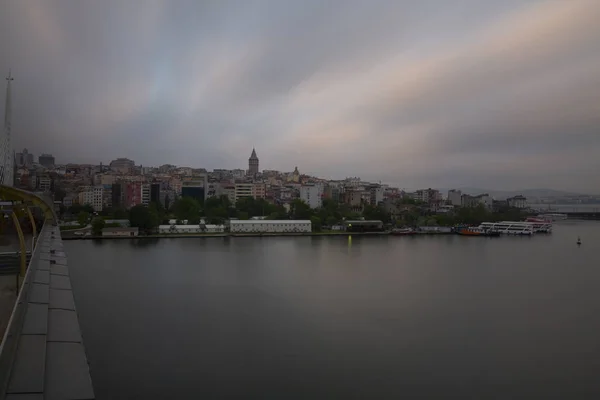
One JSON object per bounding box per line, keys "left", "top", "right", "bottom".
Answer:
{"left": 66, "top": 221, "right": 600, "bottom": 399}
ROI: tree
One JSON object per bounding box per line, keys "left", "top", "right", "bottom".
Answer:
{"left": 172, "top": 197, "right": 201, "bottom": 222}
{"left": 53, "top": 187, "right": 67, "bottom": 202}
{"left": 129, "top": 205, "right": 159, "bottom": 234}
{"left": 289, "top": 199, "right": 312, "bottom": 220}
{"left": 362, "top": 204, "right": 391, "bottom": 223}
{"left": 69, "top": 204, "right": 94, "bottom": 215}
{"left": 113, "top": 208, "right": 129, "bottom": 219}
{"left": 310, "top": 216, "right": 322, "bottom": 232}
{"left": 77, "top": 211, "right": 90, "bottom": 227}
{"left": 91, "top": 217, "right": 106, "bottom": 236}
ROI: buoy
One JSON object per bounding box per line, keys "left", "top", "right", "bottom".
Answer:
{"left": 577, "top": 236, "right": 581, "bottom": 245}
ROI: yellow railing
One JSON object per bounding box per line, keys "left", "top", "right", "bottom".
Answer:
{"left": 0, "top": 185, "right": 57, "bottom": 277}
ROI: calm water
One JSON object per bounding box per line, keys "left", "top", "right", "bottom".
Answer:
{"left": 66, "top": 221, "right": 600, "bottom": 399}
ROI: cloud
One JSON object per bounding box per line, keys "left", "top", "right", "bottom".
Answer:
{"left": 1, "top": 0, "right": 599, "bottom": 192}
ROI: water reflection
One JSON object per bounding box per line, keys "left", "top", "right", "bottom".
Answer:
{"left": 128, "top": 238, "right": 160, "bottom": 248}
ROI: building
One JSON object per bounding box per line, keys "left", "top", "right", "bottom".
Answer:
{"left": 37, "top": 175, "right": 52, "bottom": 192}
{"left": 78, "top": 186, "right": 104, "bottom": 212}
{"left": 447, "top": 189, "right": 462, "bottom": 206}
{"left": 229, "top": 220, "right": 311, "bottom": 233}
{"left": 1, "top": 71, "right": 14, "bottom": 186}
{"left": 369, "top": 185, "right": 384, "bottom": 206}
{"left": 101, "top": 227, "right": 139, "bottom": 237}
{"left": 39, "top": 154, "right": 55, "bottom": 168}
{"left": 252, "top": 183, "right": 266, "bottom": 200}
{"left": 124, "top": 182, "right": 143, "bottom": 209}
{"left": 112, "top": 183, "right": 123, "bottom": 209}
{"left": 234, "top": 183, "right": 253, "bottom": 202}
{"left": 158, "top": 224, "right": 226, "bottom": 234}
{"left": 507, "top": 195, "right": 527, "bottom": 209}
{"left": 181, "top": 175, "right": 207, "bottom": 202}
{"left": 150, "top": 183, "right": 161, "bottom": 204}
{"left": 141, "top": 183, "right": 150, "bottom": 205}
{"left": 345, "top": 220, "right": 385, "bottom": 232}
{"left": 248, "top": 148, "right": 259, "bottom": 176}
{"left": 15, "top": 148, "right": 34, "bottom": 167}
{"left": 109, "top": 158, "right": 135, "bottom": 174}
{"left": 299, "top": 184, "right": 323, "bottom": 208}
{"left": 415, "top": 188, "right": 441, "bottom": 205}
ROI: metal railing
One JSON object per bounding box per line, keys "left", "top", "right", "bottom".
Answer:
{"left": 0, "top": 223, "right": 46, "bottom": 398}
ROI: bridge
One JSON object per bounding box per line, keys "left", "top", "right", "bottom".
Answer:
{"left": 0, "top": 185, "right": 95, "bottom": 400}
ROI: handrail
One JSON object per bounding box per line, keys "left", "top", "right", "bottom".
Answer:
{"left": 0, "top": 221, "right": 46, "bottom": 398}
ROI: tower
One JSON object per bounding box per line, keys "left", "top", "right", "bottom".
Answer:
{"left": 0, "top": 71, "right": 14, "bottom": 187}
{"left": 248, "top": 148, "right": 259, "bottom": 176}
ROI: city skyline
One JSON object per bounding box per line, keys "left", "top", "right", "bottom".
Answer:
{"left": 1, "top": 0, "right": 600, "bottom": 192}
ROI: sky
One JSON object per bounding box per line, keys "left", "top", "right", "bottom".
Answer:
{"left": 1, "top": 0, "right": 599, "bottom": 192}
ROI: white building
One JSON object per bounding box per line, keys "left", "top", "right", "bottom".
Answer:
{"left": 507, "top": 195, "right": 527, "bottom": 209}
{"left": 229, "top": 220, "right": 311, "bottom": 233}
{"left": 447, "top": 189, "right": 462, "bottom": 206}
{"left": 299, "top": 184, "right": 323, "bottom": 208}
{"left": 369, "top": 186, "right": 384, "bottom": 206}
{"left": 158, "top": 224, "right": 226, "bottom": 234}
{"left": 78, "top": 186, "right": 104, "bottom": 212}
{"left": 141, "top": 183, "right": 150, "bottom": 205}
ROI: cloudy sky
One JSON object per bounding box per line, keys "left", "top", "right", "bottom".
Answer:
{"left": 1, "top": 0, "right": 599, "bottom": 191}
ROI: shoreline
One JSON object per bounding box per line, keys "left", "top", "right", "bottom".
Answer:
{"left": 61, "top": 231, "right": 423, "bottom": 240}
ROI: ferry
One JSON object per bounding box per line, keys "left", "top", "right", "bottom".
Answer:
{"left": 479, "top": 221, "right": 536, "bottom": 235}
{"left": 537, "top": 213, "right": 568, "bottom": 221}
{"left": 523, "top": 218, "right": 553, "bottom": 233}
{"left": 457, "top": 227, "right": 500, "bottom": 237}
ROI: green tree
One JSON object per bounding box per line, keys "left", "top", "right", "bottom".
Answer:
{"left": 77, "top": 211, "right": 90, "bottom": 227}
{"left": 310, "top": 216, "right": 322, "bottom": 232}
{"left": 172, "top": 197, "right": 201, "bottom": 222}
{"left": 70, "top": 204, "right": 94, "bottom": 215}
{"left": 362, "top": 204, "right": 391, "bottom": 222}
{"left": 91, "top": 217, "right": 106, "bottom": 236}
{"left": 129, "top": 205, "right": 159, "bottom": 234}
{"left": 289, "top": 199, "right": 312, "bottom": 219}
{"left": 325, "top": 216, "right": 338, "bottom": 227}
{"left": 113, "top": 208, "right": 129, "bottom": 219}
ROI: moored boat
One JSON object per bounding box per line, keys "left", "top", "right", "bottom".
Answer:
{"left": 457, "top": 227, "right": 500, "bottom": 237}
{"left": 391, "top": 228, "right": 416, "bottom": 236}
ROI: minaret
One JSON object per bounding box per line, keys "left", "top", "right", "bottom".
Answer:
{"left": 248, "top": 148, "right": 259, "bottom": 176}
{"left": 1, "top": 71, "right": 14, "bottom": 186}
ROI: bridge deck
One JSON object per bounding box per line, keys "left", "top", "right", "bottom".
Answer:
{"left": 2, "top": 225, "right": 94, "bottom": 399}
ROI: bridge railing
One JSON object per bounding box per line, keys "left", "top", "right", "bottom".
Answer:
{"left": 0, "top": 221, "right": 47, "bottom": 398}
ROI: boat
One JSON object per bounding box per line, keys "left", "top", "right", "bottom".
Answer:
{"left": 522, "top": 218, "right": 553, "bottom": 233}
{"left": 577, "top": 236, "right": 582, "bottom": 245}
{"left": 479, "top": 221, "right": 538, "bottom": 235}
{"left": 418, "top": 226, "right": 453, "bottom": 234}
{"left": 391, "top": 228, "right": 416, "bottom": 236}
{"left": 456, "top": 227, "right": 500, "bottom": 237}
{"left": 538, "top": 213, "right": 568, "bottom": 221}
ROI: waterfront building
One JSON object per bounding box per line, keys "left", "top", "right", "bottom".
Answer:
{"left": 229, "top": 220, "right": 311, "bottom": 233}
